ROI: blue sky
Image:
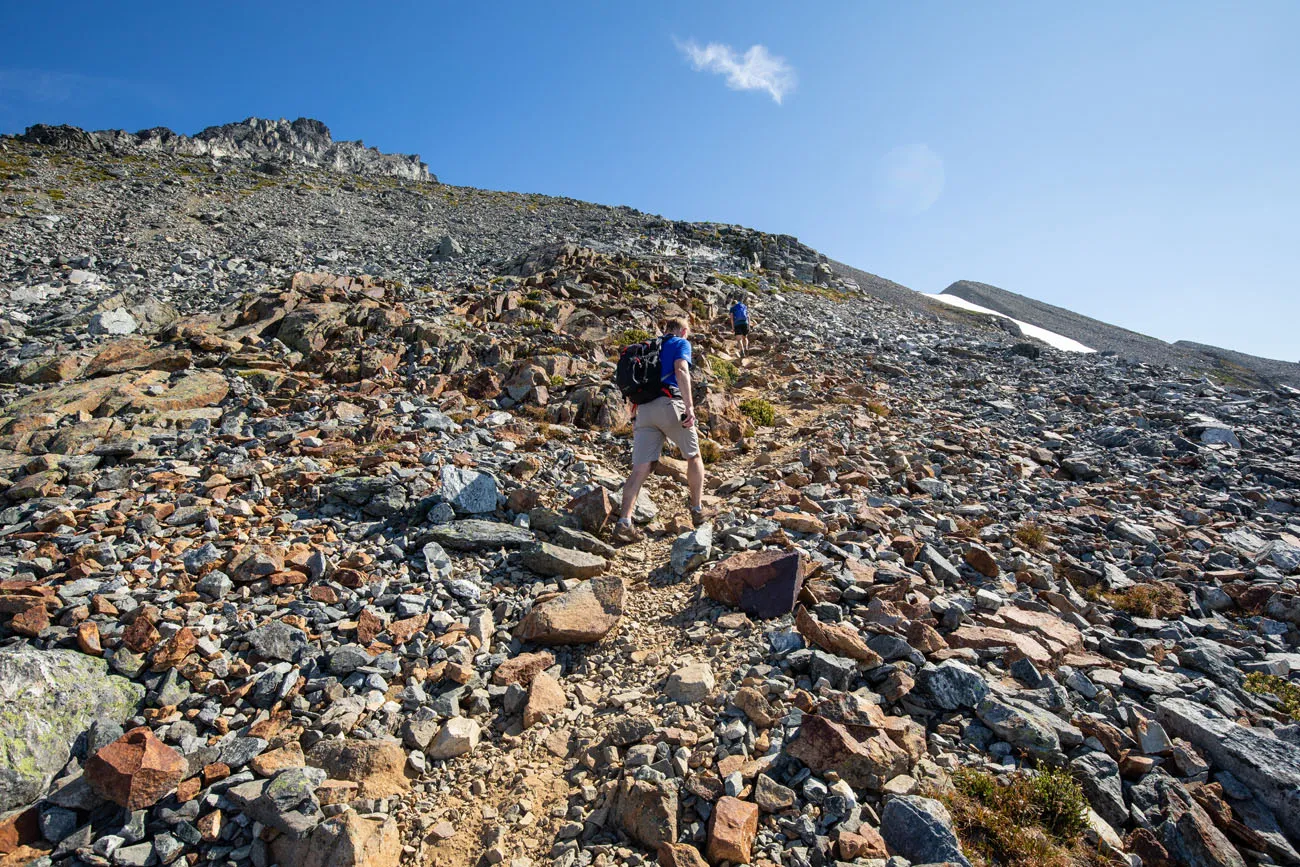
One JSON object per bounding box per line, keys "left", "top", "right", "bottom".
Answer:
{"left": 3, "top": 1, "right": 1297, "bottom": 362}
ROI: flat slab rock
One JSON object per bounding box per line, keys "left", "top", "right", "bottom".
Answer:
{"left": 1157, "top": 697, "right": 1300, "bottom": 840}
{"left": 424, "top": 519, "right": 534, "bottom": 551}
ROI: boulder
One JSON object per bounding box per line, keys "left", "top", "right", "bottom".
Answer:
{"left": 794, "top": 606, "right": 882, "bottom": 666}
{"left": 880, "top": 796, "right": 971, "bottom": 867}
{"left": 270, "top": 810, "right": 402, "bottom": 867}
{"left": 701, "top": 550, "right": 805, "bottom": 619}
{"left": 520, "top": 542, "right": 607, "bottom": 579}
{"left": 88, "top": 308, "right": 138, "bottom": 336}
{"left": 515, "top": 575, "right": 625, "bottom": 645}
{"left": 305, "top": 738, "right": 409, "bottom": 798}
{"left": 1157, "top": 697, "right": 1300, "bottom": 840}
{"left": 785, "top": 715, "right": 910, "bottom": 792}
{"left": 670, "top": 524, "right": 713, "bottom": 576}
{"left": 919, "top": 660, "right": 989, "bottom": 710}
{"left": 523, "top": 671, "right": 566, "bottom": 728}
{"left": 666, "top": 663, "right": 715, "bottom": 704}
{"left": 440, "top": 466, "right": 498, "bottom": 514}
{"left": 614, "top": 776, "right": 678, "bottom": 848}
{"left": 85, "top": 727, "right": 187, "bottom": 810}
{"left": 707, "top": 796, "right": 759, "bottom": 864}
{"left": 427, "top": 717, "right": 481, "bottom": 760}
{"left": 425, "top": 519, "right": 534, "bottom": 551}
{"left": 0, "top": 645, "right": 143, "bottom": 812}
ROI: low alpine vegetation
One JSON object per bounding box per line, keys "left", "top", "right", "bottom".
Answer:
{"left": 1244, "top": 672, "right": 1300, "bottom": 722}
{"left": 944, "top": 767, "right": 1094, "bottom": 867}
{"left": 739, "top": 397, "right": 776, "bottom": 427}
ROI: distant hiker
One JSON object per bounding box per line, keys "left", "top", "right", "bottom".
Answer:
{"left": 612, "top": 316, "right": 705, "bottom": 542}
{"left": 730, "top": 294, "right": 751, "bottom": 357}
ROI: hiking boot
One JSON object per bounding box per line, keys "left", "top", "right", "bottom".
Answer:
{"left": 690, "top": 507, "right": 708, "bottom": 528}
{"left": 612, "top": 520, "right": 643, "bottom": 544}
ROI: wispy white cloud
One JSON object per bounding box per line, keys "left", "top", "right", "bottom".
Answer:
{"left": 676, "top": 39, "right": 796, "bottom": 104}
{"left": 875, "top": 144, "right": 945, "bottom": 215}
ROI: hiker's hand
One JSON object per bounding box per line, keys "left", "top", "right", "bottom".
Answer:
{"left": 682, "top": 410, "right": 696, "bottom": 428}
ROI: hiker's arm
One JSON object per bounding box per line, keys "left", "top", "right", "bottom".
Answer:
{"left": 675, "top": 358, "right": 696, "bottom": 427}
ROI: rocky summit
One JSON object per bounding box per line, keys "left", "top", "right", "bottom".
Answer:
{"left": 0, "top": 118, "right": 1298, "bottom": 867}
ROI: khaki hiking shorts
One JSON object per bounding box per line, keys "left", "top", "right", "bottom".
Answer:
{"left": 631, "top": 396, "right": 700, "bottom": 465}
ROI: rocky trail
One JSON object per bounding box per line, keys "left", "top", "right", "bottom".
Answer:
{"left": 1, "top": 121, "right": 1299, "bottom": 867}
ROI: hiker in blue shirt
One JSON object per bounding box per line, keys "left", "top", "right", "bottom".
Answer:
{"left": 613, "top": 316, "right": 706, "bottom": 542}
{"left": 730, "top": 294, "right": 752, "bottom": 357}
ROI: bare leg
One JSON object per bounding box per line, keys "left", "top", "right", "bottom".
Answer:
{"left": 686, "top": 455, "right": 704, "bottom": 510}
{"left": 620, "top": 463, "right": 654, "bottom": 521}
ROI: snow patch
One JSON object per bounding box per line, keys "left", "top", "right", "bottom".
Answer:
{"left": 927, "top": 293, "right": 1095, "bottom": 353}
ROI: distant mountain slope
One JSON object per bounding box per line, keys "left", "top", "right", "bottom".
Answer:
{"left": 942, "top": 280, "right": 1300, "bottom": 388}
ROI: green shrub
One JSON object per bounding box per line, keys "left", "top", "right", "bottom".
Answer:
{"left": 1105, "top": 582, "right": 1189, "bottom": 619}
{"left": 614, "top": 328, "right": 653, "bottom": 345}
{"left": 945, "top": 767, "right": 1092, "bottom": 867}
{"left": 709, "top": 357, "right": 739, "bottom": 388}
{"left": 1245, "top": 673, "right": 1300, "bottom": 722}
{"left": 1014, "top": 522, "right": 1049, "bottom": 551}
{"left": 549, "top": 374, "right": 565, "bottom": 388}
{"left": 699, "top": 438, "right": 722, "bottom": 464}
{"left": 739, "top": 398, "right": 775, "bottom": 427}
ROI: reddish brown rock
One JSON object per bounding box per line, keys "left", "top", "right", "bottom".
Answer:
{"left": 701, "top": 550, "right": 805, "bottom": 619}
{"left": 733, "top": 687, "right": 781, "bottom": 728}
{"left": 785, "top": 715, "right": 910, "bottom": 792}
{"left": 566, "top": 486, "right": 615, "bottom": 534}
{"left": 357, "top": 608, "right": 384, "bottom": 645}
{"left": 76, "top": 621, "right": 103, "bottom": 656}
{"left": 150, "top": 626, "right": 197, "bottom": 671}
{"left": 491, "top": 650, "right": 556, "bottom": 687}
{"left": 794, "top": 606, "right": 882, "bottom": 666}
{"left": 85, "top": 727, "right": 187, "bottom": 810}
{"left": 515, "top": 575, "right": 624, "bottom": 645}
{"left": 270, "top": 811, "right": 402, "bottom": 867}
{"left": 523, "top": 671, "right": 566, "bottom": 728}
{"left": 964, "top": 545, "right": 1000, "bottom": 578}
{"left": 306, "top": 738, "right": 409, "bottom": 798}
{"left": 121, "top": 614, "right": 161, "bottom": 654}
{"left": 707, "top": 796, "right": 759, "bottom": 864}
{"left": 250, "top": 742, "right": 306, "bottom": 776}
{"left": 0, "top": 807, "right": 40, "bottom": 856}
{"left": 9, "top": 604, "right": 49, "bottom": 637}
{"left": 657, "top": 842, "right": 709, "bottom": 867}
{"left": 386, "top": 613, "right": 428, "bottom": 645}
{"left": 837, "top": 826, "right": 888, "bottom": 860}
{"left": 946, "top": 624, "right": 1053, "bottom": 666}
{"left": 773, "top": 510, "right": 827, "bottom": 535}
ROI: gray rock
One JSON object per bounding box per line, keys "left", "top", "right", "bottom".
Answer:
{"left": 246, "top": 621, "right": 307, "bottom": 662}
{"left": 440, "top": 466, "right": 498, "bottom": 514}
{"left": 425, "top": 519, "right": 534, "bottom": 551}
{"left": 670, "top": 524, "right": 712, "bottom": 576}
{"left": 1071, "top": 751, "right": 1127, "bottom": 829}
{"left": 421, "top": 541, "right": 453, "bottom": 579}
{"left": 0, "top": 645, "right": 143, "bottom": 812}
{"left": 520, "top": 541, "right": 608, "bottom": 580}
{"left": 880, "top": 795, "right": 971, "bottom": 867}
{"left": 665, "top": 663, "right": 715, "bottom": 704}
{"left": 920, "top": 660, "right": 989, "bottom": 710}
{"left": 88, "top": 308, "right": 138, "bottom": 336}
{"left": 975, "top": 694, "right": 1062, "bottom": 759}
{"left": 1157, "top": 697, "right": 1300, "bottom": 840}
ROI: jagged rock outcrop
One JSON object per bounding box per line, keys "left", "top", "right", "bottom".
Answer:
{"left": 16, "top": 116, "right": 433, "bottom": 182}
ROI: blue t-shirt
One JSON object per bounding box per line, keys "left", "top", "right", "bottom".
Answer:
{"left": 731, "top": 303, "right": 748, "bottom": 323}
{"left": 660, "top": 334, "right": 692, "bottom": 392}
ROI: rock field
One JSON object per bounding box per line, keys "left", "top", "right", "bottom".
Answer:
{"left": 0, "top": 119, "right": 1298, "bottom": 867}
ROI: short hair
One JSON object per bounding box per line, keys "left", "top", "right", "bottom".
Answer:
{"left": 664, "top": 316, "right": 690, "bottom": 334}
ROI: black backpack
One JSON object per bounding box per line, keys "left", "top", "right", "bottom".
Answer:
{"left": 616, "top": 336, "right": 669, "bottom": 405}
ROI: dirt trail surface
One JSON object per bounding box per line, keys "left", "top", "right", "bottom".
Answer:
{"left": 1, "top": 124, "right": 1299, "bottom": 867}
